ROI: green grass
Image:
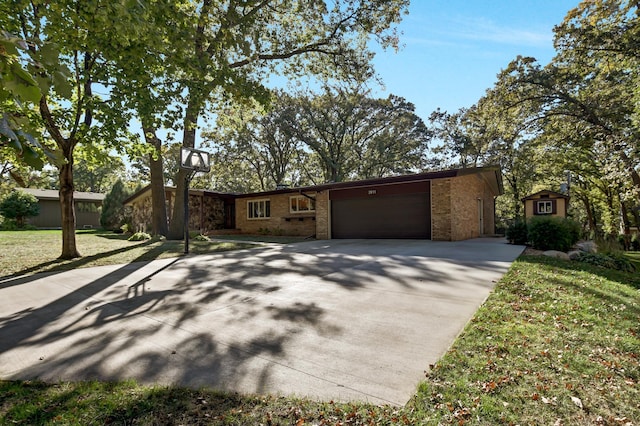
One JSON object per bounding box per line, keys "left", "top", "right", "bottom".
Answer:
{"left": 626, "top": 251, "right": 640, "bottom": 270}
{"left": 1, "top": 254, "right": 639, "bottom": 424}
{"left": 0, "top": 229, "right": 260, "bottom": 277}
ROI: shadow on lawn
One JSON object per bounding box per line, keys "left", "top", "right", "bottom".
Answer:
{"left": 519, "top": 254, "right": 640, "bottom": 289}
{"left": 0, "top": 380, "right": 286, "bottom": 425}
{"left": 0, "top": 239, "right": 519, "bottom": 407}
{"left": 518, "top": 254, "right": 640, "bottom": 318}
{"left": 1, "top": 238, "right": 162, "bottom": 285}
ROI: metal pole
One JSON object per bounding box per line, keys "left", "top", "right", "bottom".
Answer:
{"left": 184, "top": 173, "right": 190, "bottom": 254}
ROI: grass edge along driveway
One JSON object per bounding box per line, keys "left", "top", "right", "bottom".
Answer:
{"left": 0, "top": 229, "right": 292, "bottom": 278}
{"left": 1, "top": 254, "right": 638, "bottom": 425}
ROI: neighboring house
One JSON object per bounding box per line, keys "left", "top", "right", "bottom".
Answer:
{"left": 522, "top": 190, "right": 569, "bottom": 219}
{"left": 16, "top": 188, "right": 105, "bottom": 229}
{"left": 125, "top": 166, "right": 503, "bottom": 241}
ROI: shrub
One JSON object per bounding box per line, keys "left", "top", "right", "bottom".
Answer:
{"left": 0, "top": 219, "right": 36, "bottom": 231}
{"left": 527, "top": 216, "right": 580, "bottom": 252}
{"left": 0, "top": 191, "right": 40, "bottom": 227}
{"left": 631, "top": 234, "right": 640, "bottom": 251}
{"left": 100, "top": 179, "right": 131, "bottom": 230}
{"left": 193, "top": 234, "right": 210, "bottom": 241}
{"left": 575, "top": 252, "right": 636, "bottom": 272}
{"left": 595, "top": 236, "right": 623, "bottom": 254}
{"left": 618, "top": 234, "right": 631, "bottom": 251}
{"left": 505, "top": 220, "right": 528, "bottom": 245}
{"left": 128, "top": 232, "right": 152, "bottom": 241}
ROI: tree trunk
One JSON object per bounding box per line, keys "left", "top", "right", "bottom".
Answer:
{"left": 143, "top": 126, "right": 168, "bottom": 236}
{"left": 619, "top": 194, "right": 630, "bottom": 234}
{"left": 59, "top": 158, "right": 80, "bottom": 259}
{"left": 168, "top": 98, "right": 199, "bottom": 240}
{"left": 39, "top": 95, "right": 80, "bottom": 260}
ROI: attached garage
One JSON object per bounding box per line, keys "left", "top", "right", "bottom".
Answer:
{"left": 227, "top": 166, "right": 503, "bottom": 241}
{"left": 330, "top": 181, "right": 431, "bottom": 239}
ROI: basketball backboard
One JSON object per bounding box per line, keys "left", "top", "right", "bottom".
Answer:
{"left": 180, "top": 147, "right": 211, "bottom": 172}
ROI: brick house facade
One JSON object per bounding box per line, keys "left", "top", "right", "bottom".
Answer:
{"left": 124, "top": 166, "right": 502, "bottom": 241}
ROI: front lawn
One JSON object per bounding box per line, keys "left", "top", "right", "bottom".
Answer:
{"left": 0, "top": 229, "right": 259, "bottom": 277}
{"left": 1, "top": 254, "right": 638, "bottom": 424}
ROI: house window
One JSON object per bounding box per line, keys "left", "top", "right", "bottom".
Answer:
{"left": 248, "top": 199, "right": 270, "bottom": 219}
{"left": 76, "top": 202, "right": 100, "bottom": 213}
{"left": 290, "top": 195, "right": 315, "bottom": 213}
{"left": 537, "top": 200, "right": 553, "bottom": 214}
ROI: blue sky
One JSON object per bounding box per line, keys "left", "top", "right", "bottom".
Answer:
{"left": 371, "top": 0, "right": 580, "bottom": 118}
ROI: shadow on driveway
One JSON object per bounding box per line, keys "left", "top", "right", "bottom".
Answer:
{"left": 0, "top": 238, "right": 524, "bottom": 405}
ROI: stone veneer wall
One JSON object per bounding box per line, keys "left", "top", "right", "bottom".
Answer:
{"left": 130, "top": 190, "right": 225, "bottom": 233}
{"left": 130, "top": 191, "right": 153, "bottom": 232}
{"left": 431, "top": 178, "right": 452, "bottom": 241}
{"left": 235, "top": 192, "right": 318, "bottom": 237}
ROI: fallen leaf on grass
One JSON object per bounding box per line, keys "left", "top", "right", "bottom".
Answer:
{"left": 481, "top": 381, "right": 497, "bottom": 393}
{"left": 541, "top": 396, "right": 557, "bottom": 405}
{"left": 570, "top": 396, "right": 583, "bottom": 409}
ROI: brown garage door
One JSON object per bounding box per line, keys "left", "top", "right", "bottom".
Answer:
{"left": 330, "top": 181, "right": 431, "bottom": 239}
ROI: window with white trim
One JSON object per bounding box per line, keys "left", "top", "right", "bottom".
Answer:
{"left": 247, "top": 199, "right": 270, "bottom": 219}
{"left": 537, "top": 200, "right": 553, "bottom": 214}
{"left": 290, "top": 195, "right": 315, "bottom": 213}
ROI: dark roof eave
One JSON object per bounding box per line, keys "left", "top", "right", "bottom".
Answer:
{"left": 521, "top": 189, "right": 570, "bottom": 201}
{"left": 235, "top": 166, "right": 503, "bottom": 199}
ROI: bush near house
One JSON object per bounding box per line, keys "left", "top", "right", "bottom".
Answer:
{"left": 505, "top": 220, "right": 528, "bottom": 245}
{"left": 506, "top": 217, "right": 582, "bottom": 251}
{"left": 100, "top": 179, "right": 131, "bottom": 230}
{"left": 527, "top": 216, "right": 581, "bottom": 251}
{"left": 0, "top": 191, "right": 40, "bottom": 228}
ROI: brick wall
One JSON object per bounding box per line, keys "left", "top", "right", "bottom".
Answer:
{"left": 235, "top": 192, "right": 318, "bottom": 237}
{"left": 315, "top": 190, "right": 329, "bottom": 239}
{"left": 450, "top": 174, "right": 495, "bottom": 240}
{"left": 451, "top": 174, "right": 479, "bottom": 240}
{"left": 431, "top": 178, "right": 452, "bottom": 240}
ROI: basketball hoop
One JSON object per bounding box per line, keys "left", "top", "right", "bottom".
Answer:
{"left": 180, "top": 147, "right": 211, "bottom": 172}
{"left": 180, "top": 147, "right": 211, "bottom": 255}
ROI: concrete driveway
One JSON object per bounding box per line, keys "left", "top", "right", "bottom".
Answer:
{"left": 0, "top": 238, "right": 523, "bottom": 405}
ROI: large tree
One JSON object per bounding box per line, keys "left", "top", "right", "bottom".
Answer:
{"left": 204, "top": 93, "right": 308, "bottom": 192}
{"left": 474, "top": 0, "right": 639, "bottom": 234}
{"left": 160, "top": 0, "right": 410, "bottom": 239}
{"left": 3, "top": 0, "right": 142, "bottom": 258}
{"left": 284, "top": 87, "right": 430, "bottom": 183}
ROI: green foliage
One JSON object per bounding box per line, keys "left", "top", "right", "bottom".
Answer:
{"left": 631, "top": 234, "right": 640, "bottom": 251}
{"left": 192, "top": 234, "right": 210, "bottom": 242}
{"left": 575, "top": 252, "right": 636, "bottom": 273}
{"left": 527, "top": 216, "right": 580, "bottom": 251}
{"left": 257, "top": 227, "right": 271, "bottom": 235}
{"left": 505, "top": 220, "right": 528, "bottom": 245}
{"left": 0, "top": 218, "right": 36, "bottom": 231}
{"left": 0, "top": 190, "right": 39, "bottom": 227}
{"left": 127, "top": 232, "right": 151, "bottom": 241}
{"left": 594, "top": 236, "right": 623, "bottom": 255}
{"left": 100, "top": 179, "right": 131, "bottom": 230}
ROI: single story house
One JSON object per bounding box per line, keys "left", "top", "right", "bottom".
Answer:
{"left": 522, "top": 190, "right": 569, "bottom": 219}
{"left": 125, "top": 166, "right": 503, "bottom": 241}
{"left": 16, "top": 188, "right": 105, "bottom": 229}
